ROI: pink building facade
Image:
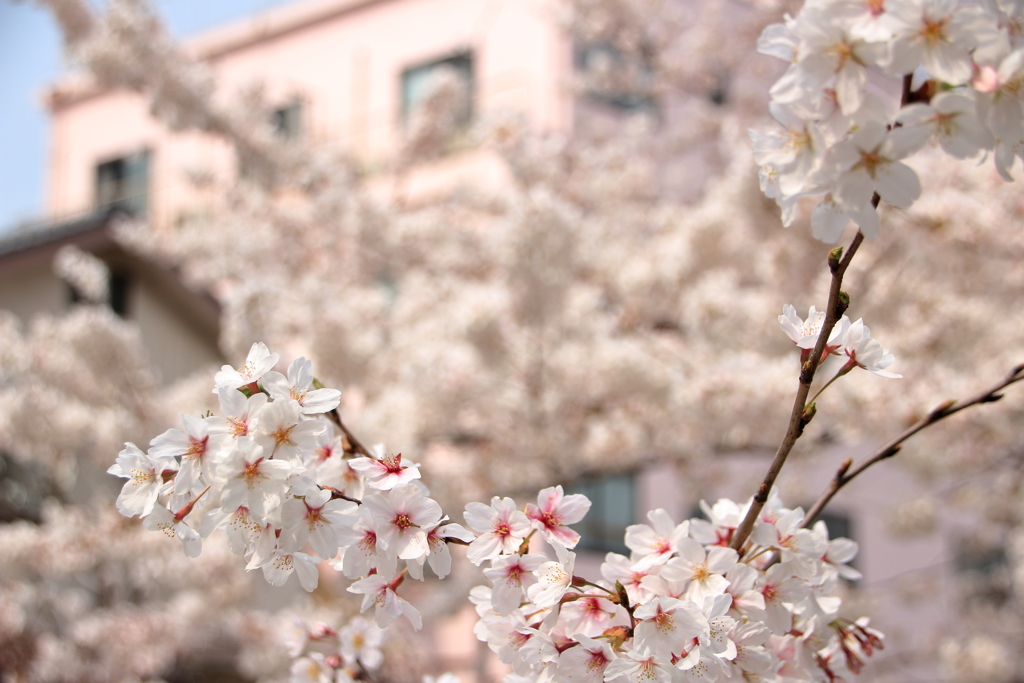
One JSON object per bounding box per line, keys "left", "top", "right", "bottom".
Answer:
{"left": 35, "top": 2, "right": 974, "bottom": 681}
{"left": 44, "top": 0, "right": 571, "bottom": 232}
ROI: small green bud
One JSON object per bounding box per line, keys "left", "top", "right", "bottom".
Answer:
{"left": 828, "top": 247, "right": 844, "bottom": 270}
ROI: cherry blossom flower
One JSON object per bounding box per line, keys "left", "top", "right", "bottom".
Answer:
{"left": 219, "top": 436, "right": 292, "bottom": 524}
{"left": 557, "top": 634, "right": 616, "bottom": 683}
{"left": 885, "top": 0, "right": 992, "bottom": 84}
{"left": 779, "top": 305, "right": 851, "bottom": 350}
{"left": 280, "top": 486, "right": 358, "bottom": 559}
{"left": 214, "top": 342, "right": 280, "bottom": 390}
{"left": 263, "top": 357, "right": 342, "bottom": 414}
{"left": 349, "top": 448, "right": 421, "bottom": 490}
{"left": 413, "top": 520, "right": 474, "bottom": 580}
{"left": 464, "top": 496, "right": 533, "bottom": 565}
{"left": 143, "top": 504, "right": 202, "bottom": 557}
{"left": 839, "top": 318, "right": 902, "bottom": 378}
{"left": 362, "top": 484, "right": 443, "bottom": 561}
{"left": 251, "top": 549, "right": 320, "bottom": 591}
{"left": 208, "top": 386, "right": 267, "bottom": 439}
{"left": 255, "top": 398, "right": 326, "bottom": 463}
{"left": 603, "top": 647, "right": 675, "bottom": 683}
{"left": 601, "top": 552, "right": 657, "bottom": 604}
{"left": 484, "top": 553, "right": 547, "bottom": 615}
{"left": 660, "top": 538, "right": 739, "bottom": 602}
{"left": 150, "top": 413, "right": 221, "bottom": 495}
{"left": 526, "top": 549, "right": 576, "bottom": 608}
{"left": 340, "top": 616, "right": 385, "bottom": 669}
{"left": 633, "top": 595, "right": 707, "bottom": 654}
{"left": 107, "top": 442, "right": 177, "bottom": 517}
{"left": 824, "top": 122, "right": 925, "bottom": 213}
{"left": 896, "top": 91, "right": 995, "bottom": 158}
{"left": 348, "top": 573, "right": 422, "bottom": 629}
{"left": 625, "top": 508, "right": 691, "bottom": 569}
{"left": 525, "top": 486, "right": 591, "bottom": 549}
{"left": 334, "top": 506, "right": 397, "bottom": 579}
{"left": 200, "top": 504, "right": 262, "bottom": 554}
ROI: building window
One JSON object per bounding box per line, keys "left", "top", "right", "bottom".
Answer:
{"left": 574, "top": 42, "right": 655, "bottom": 111}
{"left": 271, "top": 101, "right": 303, "bottom": 140}
{"left": 65, "top": 265, "right": 131, "bottom": 318}
{"left": 955, "top": 536, "right": 1010, "bottom": 605}
{"left": 95, "top": 150, "right": 150, "bottom": 218}
{"left": 401, "top": 52, "right": 474, "bottom": 129}
{"left": 567, "top": 472, "right": 635, "bottom": 554}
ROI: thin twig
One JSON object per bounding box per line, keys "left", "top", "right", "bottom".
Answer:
{"left": 323, "top": 485, "right": 362, "bottom": 505}
{"left": 327, "top": 408, "right": 374, "bottom": 458}
{"left": 730, "top": 228, "right": 866, "bottom": 551}
{"left": 801, "top": 363, "right": 1024, "bottom": 528}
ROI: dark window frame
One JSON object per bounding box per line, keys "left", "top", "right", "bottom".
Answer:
{"left": 95, "top": 149, "right": 151, "bottom": 218}
{"left": 400, "top": 51, "right": 475, "bottom": 129}
{"left": 567, "top": 471, "right": 636, "bottom": 555}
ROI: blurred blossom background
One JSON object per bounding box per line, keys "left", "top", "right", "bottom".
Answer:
{"left": 1, "top": 0, "right": 1023, "bottom": 682}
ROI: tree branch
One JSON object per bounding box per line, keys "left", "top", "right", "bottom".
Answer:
{"left": 801, "top": 363, "right": 1024, "bottom": 528}
{"left": 730, "top": 227, "right": 866, "bottom": 551}
{"left": 327, "top": 408, "right": 374, "bottom": 458}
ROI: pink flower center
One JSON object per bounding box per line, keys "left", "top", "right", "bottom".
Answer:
{"left": 186, "top": 435, "right": 209, "bottom": 460}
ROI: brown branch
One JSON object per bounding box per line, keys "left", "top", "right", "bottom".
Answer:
{"left": 327, "top": 408, "right": 374, "bottom": 458}
{"left": 730, "top": 228, "right": 866, "bottom": 551}
{"left": 322, "top": 485, "right": 362, "bottom": 505}
{"left": 801, "top": 363, "right": 1024, "bottom": 528}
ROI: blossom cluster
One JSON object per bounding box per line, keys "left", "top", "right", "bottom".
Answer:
{"left": 468, "top": 496, "right": 879, "bottom": 683}
{"left": 109, "top": 343, "right": 882, "bottom": 683}
{"left": 753, "top": 0, "right": 1024, "bottom": 241}
{"left": 286, "top": 616, "right": 386, "bottom": 683}
{"left": 779, "top": 305, "right": 901, "bottom": 378}
{"left": 107, "top": 342, "right": 471, "bottom": 627}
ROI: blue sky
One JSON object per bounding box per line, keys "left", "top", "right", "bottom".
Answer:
{"left": 0, "top": 0, "right": 298, "bottom": 233}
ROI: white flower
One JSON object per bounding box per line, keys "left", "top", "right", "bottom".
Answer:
{"left": 633, "top": 596, "right": 707, "bottom": 655}
{"left": 603, "top": 647, "right": 675, "bottom": 683}
{"left": 417, "top": 521, "right": 474, "bottom": 580}
{"left": 255, "top": 399, "right": 326, "bottom": 463}
{"left": 840, "top": 318, "right": 902, "bottom": 378}
{"left": 251, "top": 549, "right": 320, "bottom": 591}
{"left": 143, "top": 504, "right": 202, "bottom": 557}
{"left": 824, "top": 122, "right": 924, "bottom": 212}
{"left": 779, "top": 305, "right": 851, "bottom": 350}
{"left": 348, "top": 573, "right": 422, "bottom": 629}
{"left": 885, "top": 0, "right": 991, "bottom": 84}
{"left": 107, "top": 442, "right": 177, "bottom": 517}
{"left": 150, "top": 413, "right": 222, "bottom": 496}
{"left": 219, "top": 436, "right": 292, "bottom": 524}
{"left": 525, "top": 485, "right": 591, "bottom": 549}
{"left": 464, "top": 496, "right": 533, "bottom": 565}
{"left": 558, "top": 635, "right": 616, "bottom": 683}
{"left": 263, "top": 357, "right": 342, "bottom": 414}
{"left": 484, "top": 553, "right": 547, "bottom": 615}
{"left": 334, "top": 506, "right": 397, "bottom": 579}
{"left": 362, "top": 484, "right": 442, "bottom": 561}
{"left": 209, "top": 386, "right": 267, "bottom": 439}
{"left": 896, "top": 92, "right": 995, "bottom": 159}
{"left": 527, "top": 549, "right": 576, "bottom": 608}
{"left": 625, "top": 508, "right": 691, "bottom": 569}
{"left": 348, "top": 447, "right": 421, "bottom": 490}
{"left": 214, "top": 341, "right": 280, "bottom": 390}
{"left": 660, "top": 539, "right": 738, "bottom": 602}
{"left": 280, "top": 486, "right": 358, "bottom": 559}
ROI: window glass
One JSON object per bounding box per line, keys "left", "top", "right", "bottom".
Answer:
{"left": 95, "top": 150, "right": 150, "bottom": 217}
{"left": 568, "top": 472, "right": 635, "bottom": 554}
{"left": 401, "top": 52, "right": 473, "bottom": 128}
{"left": 271, "top": 102, "right": 303, "bottom": 140}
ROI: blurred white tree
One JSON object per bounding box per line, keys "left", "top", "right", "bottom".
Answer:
{"left": 2, "top": 0, "right": 1023, "bottom": 681}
